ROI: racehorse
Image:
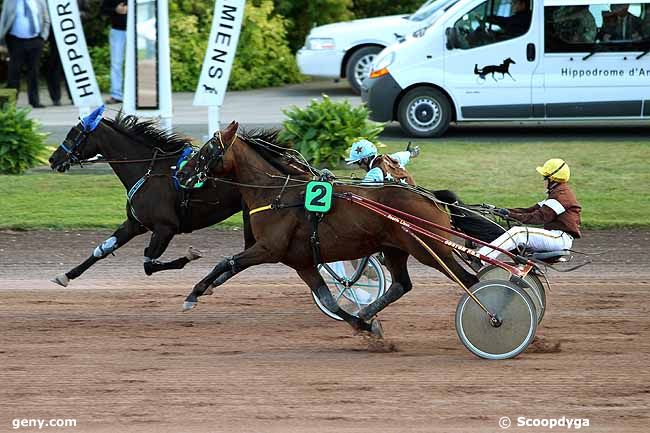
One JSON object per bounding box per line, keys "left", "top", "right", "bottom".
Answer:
{"left": 48, "top": 107, "right": 252, "bottom": 286}
{"left": 176, "top": 121, "right": 478, "bottom": 336}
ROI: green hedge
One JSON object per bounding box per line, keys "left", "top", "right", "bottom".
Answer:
{"left": 280, "top": 95, "right": 383, "bottom": 166}
{"left": 169, "top": 0, "right": 301, "bottom": 92}
{"left": 89, "top": 45, "right": 111, "bottom": 93}
{"left": 229, "top": 1, "right": 302, "bottom": 90}
{"left": 275, "top": 0, "right": 353, "bottom": 52}
{"left": 84, "top": 0, "right": 301, "bottom": 93}
{"left": 276, "top": 0, "right": 424, "bottom": 53}
{"left": 0, "top": 88, "right": 17, "bottom": 106}
{"left": 0, "top": 104, "right": 48, "bottom": 175}
{"left": 351, "top": 0, "right": 423, "bottom": 19}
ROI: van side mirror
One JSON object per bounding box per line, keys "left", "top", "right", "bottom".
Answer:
{"left": 445, "top": 27, "right": 457, "bottom": 50}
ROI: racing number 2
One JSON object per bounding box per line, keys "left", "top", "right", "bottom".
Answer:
{"left": 310, "top": 185, "right": 327, "bottom": 207}
{"left": 304, "top": 181, "right": 333, "bottom": 213}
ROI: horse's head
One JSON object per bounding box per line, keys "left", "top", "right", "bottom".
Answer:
{"left": 49, "top": 106, "right": 105, "bottom": 172}
{"left": 505, "top": 57, "right": 516, "bottom": 65}
{"left": 177, "top": 121, "right": 239, "bottom": 188}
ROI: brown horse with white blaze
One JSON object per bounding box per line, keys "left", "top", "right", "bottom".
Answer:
{"left": 177, "top": 122, "right": 478, "bottom": 335}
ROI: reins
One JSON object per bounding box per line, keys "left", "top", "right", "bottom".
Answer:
{"left": 74, "top": 154, "right": 182, "bottom": 165}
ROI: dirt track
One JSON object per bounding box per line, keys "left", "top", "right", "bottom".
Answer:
{"left": 1, "top": 229, "right": 649, "bottom": 433}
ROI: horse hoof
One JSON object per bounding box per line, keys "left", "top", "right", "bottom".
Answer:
{"left": 51, "top": 273, "right": 69, "bottom": 287}
{"left": 370, "top": 318, "right": 384, "bottom": 339}
{"left": 186, "top": 246, "right": 203, "bottom": 261}
{"left": 182, "top": 301, "right": 197, "bottom": 311}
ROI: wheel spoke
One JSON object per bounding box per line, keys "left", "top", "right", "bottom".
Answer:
{"left": 347, "top": 284, "right": 364, "bottom": 312}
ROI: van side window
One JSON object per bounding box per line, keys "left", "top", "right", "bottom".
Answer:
{"left": 545, "top": 3, "right": 649, "bottom": 53}
{"left": 449, "top": 0, "right": 533, "bottom": 50}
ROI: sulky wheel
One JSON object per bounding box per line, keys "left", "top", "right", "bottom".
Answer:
{"left": 314, "top": 256, "right": 388, "bottom": 321}
{"left": 477, "top": 265, "right": 546, "bottom": 324}
{"left": 456, "top": 280, "right": 537, "bottom": 360}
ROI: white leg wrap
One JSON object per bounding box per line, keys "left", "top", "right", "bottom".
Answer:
{"left": 93, "top": 236, "right": 118, "bottom": 258}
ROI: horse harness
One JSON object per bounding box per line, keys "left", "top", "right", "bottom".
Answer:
{"left": 248, "top": 173, "right": 332, "bottom": 268}
{"left": 126, "top": 146, "right": 199, "bottom": 233}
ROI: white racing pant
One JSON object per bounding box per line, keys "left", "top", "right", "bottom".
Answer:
{"left": 478, "top": 227, "right": 573, "bottom": 262}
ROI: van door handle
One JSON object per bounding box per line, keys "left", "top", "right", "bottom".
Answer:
{"left": 527, "top": 43, "right": 536, "bottom": 61}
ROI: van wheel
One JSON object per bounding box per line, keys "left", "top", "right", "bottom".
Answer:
{"left": 398, "top": 87, "right": 452, "bottom": 138}
{"left": 346, "top": 46, "right": 382, "bottom": 94}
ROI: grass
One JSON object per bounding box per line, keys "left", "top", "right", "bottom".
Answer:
{"left": 0, "top": 171, "right": 242, "bottom": 230}
{"left": 1, "top": 139, "right": 648, "bottom": 230}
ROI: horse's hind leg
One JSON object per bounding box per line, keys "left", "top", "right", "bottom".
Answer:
{"left": 143, "top": 226, "right": 202, "bottom": 275}
{"left": 51, "top": 218, "right": 146, "bottom": 287}
{"left": 296, "top": 267, "right": 377, "bottom": 335}
{"left": 358, "top": 248, "right": 412, "bottom": 322}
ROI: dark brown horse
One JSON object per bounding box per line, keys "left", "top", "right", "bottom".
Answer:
{"left": 176, "top": 121, "right": 478, "bottom": 335}
{"left": 48, "top": 109, "right": 253, "bottom": 286}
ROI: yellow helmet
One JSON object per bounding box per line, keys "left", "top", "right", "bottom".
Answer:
{"left": 536, "top": 158, "right": 570, "bottom": 182}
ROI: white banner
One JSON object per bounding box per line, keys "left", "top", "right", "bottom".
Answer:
{"left": 193, "top": 0, "right": 245, "bottom": 106}
{"left": 47, "top": 0, "right": 102, "bottom": 107}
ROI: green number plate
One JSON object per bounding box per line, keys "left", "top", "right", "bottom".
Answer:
{"left": 305, "top": 181, "right": 333, "bottom": 213}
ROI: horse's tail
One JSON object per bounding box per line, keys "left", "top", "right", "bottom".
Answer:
{"left": 433, "top": 189, "right": 461, "bottom": 205}
{"left": 432, "top": 190, "right": 505, "bottom": 243}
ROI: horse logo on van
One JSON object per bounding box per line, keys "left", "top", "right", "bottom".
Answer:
{"left": 474, "top": 58, "right": 516, "bottom": 82}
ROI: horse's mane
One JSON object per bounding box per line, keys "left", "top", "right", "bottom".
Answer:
{"left": 105, "top": 111, "right": 190, "bottom": 153}
{"left": 238, "top": 128, "right": 310, "bottom": 176}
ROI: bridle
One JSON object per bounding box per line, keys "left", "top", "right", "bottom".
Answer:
{"left": 187, "top": 131, "right": 228, "bottom": 184}
{"left": 58, "top": 122, "right": 91, "bottom": 166}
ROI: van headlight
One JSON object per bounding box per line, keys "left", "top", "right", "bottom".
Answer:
{"left": 306, "top": 38, "right": 336, "bottom": 50}
{"left": 370, "top": 52, "right": 395, "bottom": 79}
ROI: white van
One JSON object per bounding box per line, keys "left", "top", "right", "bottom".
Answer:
{"left": 296, "top": 0, "right": 459, "bottom": 94}
{"left": 362, "top": 0, "right": 650, "bottom": 137}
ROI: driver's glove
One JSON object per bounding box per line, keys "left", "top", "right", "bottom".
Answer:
{"left": 406, "top": 141, "right": 421, "bottom": 158}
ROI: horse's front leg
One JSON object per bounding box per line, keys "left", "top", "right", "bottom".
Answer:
{"left": 51, "top": 218, "right": 146, "bottom": 286}
{"left": 182, "top": 243, "right": 279, "bottom": 311}
{"left": 143, "top": 226, "right": 202, "bottom": 276}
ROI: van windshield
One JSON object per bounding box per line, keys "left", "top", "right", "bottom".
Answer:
{"left": 410, "top": 0, "right": 459, "bottom": 22}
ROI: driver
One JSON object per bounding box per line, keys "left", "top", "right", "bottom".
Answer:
{"left": 477, "top": 158, "right": 582, "bottom": 262}
{"left": 486, "top": 0, "right": 532, "bottom": 37}
{"left": 327, "top": 139, "right": 419, "bottom": 283}
{"left": 345, "top": 138, "right": 420, "bottom": 186}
